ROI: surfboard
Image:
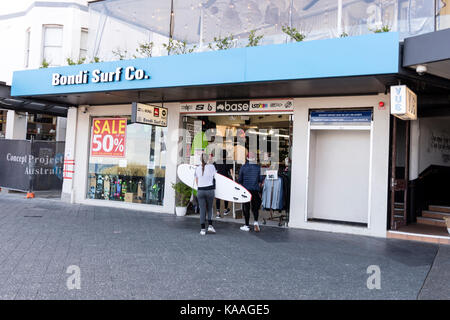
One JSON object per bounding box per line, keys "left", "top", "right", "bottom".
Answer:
{"left": 177, "top": 164, "right": 251, "bottom": 203}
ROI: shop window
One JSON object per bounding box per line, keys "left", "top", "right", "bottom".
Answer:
{"left": 24, "top": 28, "right": 31, "bottom": 68}
{"left": 79, "top": 28, "right": 88, "bottom": 60}
{"left": 26, "top": 114, "right": 57, "bottom": 141}
{"left": 42, "top": 25, "right": 63, "bottom": 66}
{"left": 0, "top": 110, "right": 7, "bottom": 138}
{"left": 87, "top": 120, "right": 167, "bottom": 206}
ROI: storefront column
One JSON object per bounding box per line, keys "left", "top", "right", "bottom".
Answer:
{"left": 5, "top": 110, "right": 27, "bottom": 140}
{"left": 61, "top": 106, "right": 79, "bottom": 203}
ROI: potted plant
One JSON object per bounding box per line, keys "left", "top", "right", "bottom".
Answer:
{"left": 172, "top": 182, "right": 192, "bottom": 216}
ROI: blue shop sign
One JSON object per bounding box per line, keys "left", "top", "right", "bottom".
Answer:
{"left": 310, "top": 110, "right": 372, "bottom": 123}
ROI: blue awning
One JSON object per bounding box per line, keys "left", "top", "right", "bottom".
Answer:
{"left": 12, "top": 32, "right": 399, "bottom": 99}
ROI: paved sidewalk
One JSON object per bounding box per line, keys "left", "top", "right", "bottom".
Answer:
{"left": 0, "top": 194, "right": 447, "bottom": 300}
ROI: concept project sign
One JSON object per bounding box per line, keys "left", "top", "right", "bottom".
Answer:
{"left": 51, "top": 66, "right": 150, "bottom": 86}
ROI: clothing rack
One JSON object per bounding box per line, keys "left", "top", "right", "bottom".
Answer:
{"left": 262, "top": 171, "right": 289, "bottom": 227}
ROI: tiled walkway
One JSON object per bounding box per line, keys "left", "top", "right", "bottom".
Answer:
{"left": 0, "top": 194, "right": 448, "bottom": 300}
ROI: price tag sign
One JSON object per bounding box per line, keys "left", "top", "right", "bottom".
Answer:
{"left": 266, "top": 170, "right": 278, "bottom": 180}
{"left": 91, "top": 118, "right": 127, "bottom": 157}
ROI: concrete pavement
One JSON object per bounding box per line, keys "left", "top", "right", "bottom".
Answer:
{"left": 0, "top": 194, "right": 447, "bottom": 300}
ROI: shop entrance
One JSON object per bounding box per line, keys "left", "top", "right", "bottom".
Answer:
{"left": 388, "top": 115, "right": 450, "bottom": 239}
{"left": 180, "top": 113, "right": 293, "bottom": 227}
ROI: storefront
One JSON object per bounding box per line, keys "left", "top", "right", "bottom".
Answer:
{"left": 10, "top": 32, "right": 407, "bottom": 237}
{"left": 179, "top": 99, "right": 294, "bottom": 226}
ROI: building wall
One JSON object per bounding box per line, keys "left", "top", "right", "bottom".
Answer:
{"left": 67, "top": 94, "right": 391, "bottom": 238}
{"left": 418, "top": 116, "right": 450, "bottom": 172}
{"left": 290, "top": 94, "right": 390, "bottom": 238}
{"left": 0, "top": 0, "right": 88, "bottom": 84}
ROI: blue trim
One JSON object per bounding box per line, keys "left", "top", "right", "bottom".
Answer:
{"left": 0, "top": 1, "right": 88, "bottom": 20}
{"left": 11, "top": 32, "right": 400, "bottom": 97}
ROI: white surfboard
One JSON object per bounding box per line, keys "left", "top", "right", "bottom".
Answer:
{"left": 177, "top": 164, "right": 251, "bottom": 203}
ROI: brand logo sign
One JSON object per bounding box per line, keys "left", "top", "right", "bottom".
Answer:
{"left": 180, "top": 99, "right": 294, "bottom": 114}
{"left": 131, "top": 102, "right": 167, "bottom": 127}
{"left": 180, "top": 102, "right": 216, "bottom": 113}
{"left": 251, "top": 100, "right": 293, "bottom": 112}
{"left": 51, "top": 66, "right": 150, "bottom": 86}
{"left": 390, "top": 85, "right": 417, "bottom": 120}
{"left": 216, "top": 100, "right": 250, "bottom": 113}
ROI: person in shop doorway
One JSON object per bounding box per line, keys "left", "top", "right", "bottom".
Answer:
{"left": 195, "top": 153, "right": 217, "bottom": 236}
{"left": 238, "top": 151, "right": 263, "bottom": 232}
{"left": 214, "top": 149, "right": 233, "bottom": 219}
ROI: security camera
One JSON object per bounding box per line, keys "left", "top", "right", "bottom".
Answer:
{"left": 82, "top": 106, "right": 88, "bottom": 114}
{"left": 416, "top": 65, "right": 427, "bottom": 75}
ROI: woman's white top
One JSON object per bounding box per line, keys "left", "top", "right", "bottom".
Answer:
{"left": 194, "top": 164, "right": 216, "bottom": 188}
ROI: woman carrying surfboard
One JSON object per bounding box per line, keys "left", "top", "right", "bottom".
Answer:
{"left": 194, "top": 153, "right": 217, "bottom": 236}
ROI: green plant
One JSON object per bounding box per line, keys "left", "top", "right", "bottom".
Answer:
{"left": 134, "top": 41, "right": 154, "bottom": 58}
{"left": 172, "top": 182, "right": 192, "bottom": 207}
{"left": 66, "top": 57, "right": 86, "bottom": 65}
{"left": 372, "top": 25, "right": 391, "bottom": 33}
{"left": 40, "top": 59, "right": 50, "bottom": 68}
{"left": 112, "top": 48, "right": 128, "bottom": 60}
{"left": 246, "top": 29, "right": 263, "bottom": 47}
{"left": 281, "top": 26, "right": 306, "bottom": 42}
{"left": 163, "top": 39, "right": 196, "bottom": 55}
{"left": 208, "top": 34, "right": 235, "bottom": 50}
{"left": 91, "top": 56, "right": 101, "bottom": 63}
{"left": 340, "top": 32, "right": 349, "bottom": 38}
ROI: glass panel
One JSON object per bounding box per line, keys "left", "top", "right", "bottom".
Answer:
{"left": 87, "top": 0, "right": 172, "bottom": 61}
{"left": 87, "top": 120, "right": 168, "bottom": 206}
{"left": 87, "top": 0, "right": 439, "bottom": 61}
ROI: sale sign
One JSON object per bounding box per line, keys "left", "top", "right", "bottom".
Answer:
{"left": 91, "top": 118, "right": 127, "bottom": 157}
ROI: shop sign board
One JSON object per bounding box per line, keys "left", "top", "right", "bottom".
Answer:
{"left": 180, "top": 99, "right": 294, "bottom": 114}
{"left": 131, "top": 102, "right": 167, "bottom": 127}
{"left": 390, "top": 85, "right": 417, "bottom": 120}
{"left": 250, "top": 99, "right": 294, "bottom": 112}
{"left": 0, "top": 140, "right": 64, "bottom": 191}
{"left": 91, "top": 118, "right": 127, "bottom": 158}
{"left": 310, "top": 110, "right": 372, "bottom": 123}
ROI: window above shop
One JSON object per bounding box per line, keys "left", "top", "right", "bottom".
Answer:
{"left": 42, "top": 25, "right": 63, "bottom": 67}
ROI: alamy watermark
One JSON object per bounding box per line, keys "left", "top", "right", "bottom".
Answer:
{"left": 66, "top": 265, "right": 81, "bottom": 290}
{"left": 366, "top": 265, "right": 381, "bottom": 290}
